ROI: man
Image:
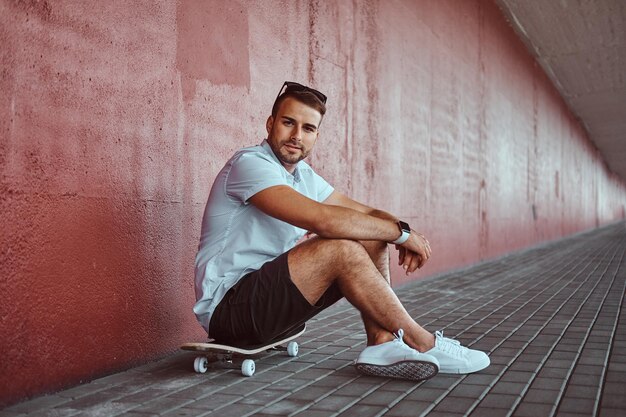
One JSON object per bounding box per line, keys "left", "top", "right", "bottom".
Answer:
{"left": 194, "top": 81, "right": 489, "bottom": 381}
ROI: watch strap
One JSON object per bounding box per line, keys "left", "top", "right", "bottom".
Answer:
{"left": 392, "top": 221, "right": 411, "bottom": 244}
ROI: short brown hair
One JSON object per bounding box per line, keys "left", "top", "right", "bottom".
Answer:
{"left": 271, "top": 82, "right": 327, "bottom": 120}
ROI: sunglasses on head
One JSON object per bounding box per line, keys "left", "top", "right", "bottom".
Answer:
{"left": 274, "top": 81, "right": 327, "bottom": 105}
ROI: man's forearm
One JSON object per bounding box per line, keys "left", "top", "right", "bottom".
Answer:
{"left": 313, "top": 205, "right": 401, "bottom": 243}
{"left": 367, "top": 208, "right": 399, "bottom": 223}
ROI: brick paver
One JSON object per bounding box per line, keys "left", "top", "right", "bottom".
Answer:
{"left": 2, "top": 222, "right": 625, "bottom": 416}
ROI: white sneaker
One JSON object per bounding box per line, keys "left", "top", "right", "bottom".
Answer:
{"left": 355, "top": 329, "right": 439, "bottom": 381}
{"left": 425, "top": 331, "right": 490, "bottom": 374}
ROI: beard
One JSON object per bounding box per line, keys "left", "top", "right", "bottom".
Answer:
{"left": 275, "top": 142, "right": 310, "bottom": 165}
{"left": 267, "top": 130, "right": 311, "bottom": 166}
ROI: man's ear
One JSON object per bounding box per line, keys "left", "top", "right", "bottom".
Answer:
{"left": 266, "top": 116, "right": 274, "bottom": 135}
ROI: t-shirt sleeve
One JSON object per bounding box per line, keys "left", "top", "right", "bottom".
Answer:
{"left": 226, "top": 152, "right": 287, "bottom": 202}
{"left": 311, "top": 170, "right": 334, "bottom": 202}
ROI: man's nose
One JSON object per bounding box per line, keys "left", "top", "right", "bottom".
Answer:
{"left": 291, "top": 125, "right": 302, "bottom": 141}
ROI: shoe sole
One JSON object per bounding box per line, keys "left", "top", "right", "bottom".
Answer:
{"left": 355, "top": 361, "right": 439, "bottom": 381}
{"left": 438, "top": 356, "right": 491, "bottom": 374}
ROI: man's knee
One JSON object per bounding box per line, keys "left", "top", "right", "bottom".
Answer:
{"left": 324, "top": 238, "right": 368, "bottom": 257}
{"left": 359, "top": 239, "right": 388, "bottom": 255}
{"left": 290, "top": 238, "right": 374, "bottom": 276}
{"left": 297, "top": 237, "right": 368, "bottom": 264}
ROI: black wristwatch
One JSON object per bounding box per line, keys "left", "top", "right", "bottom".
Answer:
{"left": 392, "top": 220, "right": 411, "bottom": 244}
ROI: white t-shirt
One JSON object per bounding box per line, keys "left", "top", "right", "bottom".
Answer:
{"left": 193, "top": 140, "right": 334, "bottom": 335}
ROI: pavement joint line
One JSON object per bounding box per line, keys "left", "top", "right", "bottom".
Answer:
{"left": 464, "top": 234, "right": 625, "bottom": 417}
{"left": 586, "top": 247, "right": 626, "bottom": 416}
{"left": 532, "top": 237, "right": 624, "bottom": 417}
{"left": 278, "top": 231, "right": 619, "bottom": 417}
{"left": 4, "top": 223, "right": 624, "bottom": 416}
{"left": 349, "top": 378, "right": 395, "bottom": 405}
{"left": 243, "top": 363, "right": 356, "bottom": 417}
{"left": 416, "top": 235, "right": 607, "bottom": 350}
{"left": 156, "top": 355, "right": 290, "bottom": 407}
{"left": 408, "top": 231, "right": 596, "bottom": 341}
{"left": 464, "top": 236, "right": 617, "bottom": 347}
{"left": 404, "top": 232, "right": 572, "bottom": 290}
{"left": 393, "top": 241, "right": 554, "bottom": 303}
{"left": 438, "top": 251, "right": 558, "bottom": 292}
{"left": 49, "top": 387, "right": 148, "bottom": 414}
{"left": 434, "top": 231, "right": 587, "bottom": 285}
{"left": 287, "top": 372, "right": 361, "bottom": 417}
{"left": 403, "top": 259, "right": 537, "bottom": 301}
{"left": 241, "top": 320, "right": 447, "bottom": 416}
{"left": 309, "top": 378, "right": 388, "bottom": 417}
{"left": 196, "top": 335, "right": 357, "bottom": 416}
{"left": 280, "top": 225, "right": 622, "bottom": 416}
{"left": 406, "top": 234, "right": 623, "bottom": 417}
{"left": 107, "top": 374, "right": 234, "bottom": 416}
{"left": 371, "top": 379, "right": 453, "bottom": 417}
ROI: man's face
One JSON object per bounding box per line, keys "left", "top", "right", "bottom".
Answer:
{"left": 266, "top": 97, "right": 322, "bottom": 173}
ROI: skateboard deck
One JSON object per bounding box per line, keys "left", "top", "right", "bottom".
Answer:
{"left": 181, "top": 325, "right": 305, "bottom": 376}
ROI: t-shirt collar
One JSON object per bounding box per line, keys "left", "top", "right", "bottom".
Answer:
{"left": 261, "top": 139, "right": 301, "bottom": 182}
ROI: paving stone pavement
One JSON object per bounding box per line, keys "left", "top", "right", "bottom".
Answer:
{"left": 3, "top": 222, "right": 625, "bottom": 417}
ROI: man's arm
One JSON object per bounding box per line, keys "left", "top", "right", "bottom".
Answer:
{"left": 322, "top": 190, "right": 398, "bottom": 222}
{"left": 248, "top": 187, "right": 431, "bottom": 271}
{"left": 249, "top": 186, "right": 401, "bottom": 242}
{"left": 323, "top": 191, "right": 431, "bottom": 273}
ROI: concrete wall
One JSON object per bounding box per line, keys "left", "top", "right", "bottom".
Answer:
{"left": 1, "top": 0, "right": 625, "bottom": 406}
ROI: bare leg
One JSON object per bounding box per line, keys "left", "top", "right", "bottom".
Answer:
{"left": 288, "top": 237, "right": 435, "bottom": 352}
{"left": 358, "top": 240, "right": 396, "bottom": 346}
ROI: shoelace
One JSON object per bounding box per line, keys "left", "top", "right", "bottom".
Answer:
{"left": 392, "top": 329, "right": 415, "bottom": 353}
{"left": 435, "top": 330, "right": 467, "bottom": 357}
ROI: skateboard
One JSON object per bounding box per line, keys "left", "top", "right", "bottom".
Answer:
{"left": 181, "top": 325, "right": 305, "bottom": 377}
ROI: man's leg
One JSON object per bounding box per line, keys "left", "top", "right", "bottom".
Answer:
{"left": 357, "top": 240, "right": 403, "bottom": 346}
{"left": 288, "top": 237, "right": 435, "bottom": 352}
{"left": 289, "top": 237, "right": 491, "bottom": 377}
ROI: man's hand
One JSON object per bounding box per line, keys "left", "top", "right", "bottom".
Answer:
{"left": 396, "top": 230, "right": 431, "bottom": 274}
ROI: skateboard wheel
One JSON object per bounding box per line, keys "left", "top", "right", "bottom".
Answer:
{"left": 287, "top": 341, "right": 299, "bottom": 357}
{"left": 194, "top": 356, "right": 208, "bottom": 373}
{"left": 241, "top": 359, "right": 255, "bottom": 377}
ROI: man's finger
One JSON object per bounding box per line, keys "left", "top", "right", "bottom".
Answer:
{"left": 397, "top": 246, "right": 406, "bottom": 265}
{"left": 409, "top": 253, "right": 422, "bottom": 272}
{"left": 415, "top": 248, "right": 428, "bottom": 269}
{"left": 402, "top": 251, "right": 417, "bottom": 273}
{"left": 403, "top": 253, "right": 413, "bottom": 274}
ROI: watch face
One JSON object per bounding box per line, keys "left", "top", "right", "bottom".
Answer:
{"left": 399, "top": 221, "right": 410, "bottom": 233}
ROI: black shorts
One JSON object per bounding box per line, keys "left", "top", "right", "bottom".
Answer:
{"left": 209, "top": 250, "right": 343, "bottom": 346}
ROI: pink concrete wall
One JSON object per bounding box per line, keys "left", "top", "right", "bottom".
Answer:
{"left": 1, "top": 0, "right": 625, "bottom": 406}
